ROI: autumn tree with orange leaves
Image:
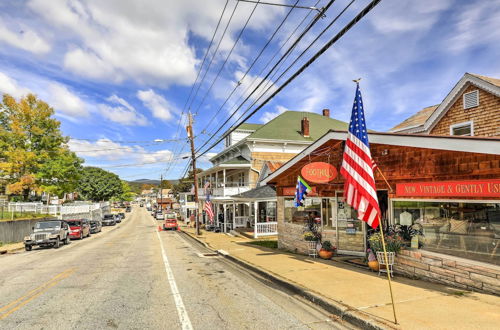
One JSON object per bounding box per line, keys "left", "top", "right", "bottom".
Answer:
{"left": 0, "top": 93, "right": 83, "bottom": 200}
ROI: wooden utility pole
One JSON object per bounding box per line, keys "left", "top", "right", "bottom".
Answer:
{"left": 160, "top": 174, "right": 163, "bottom": 212}
{"left": 186, "top": 112, "right": 200, "bottom": 235}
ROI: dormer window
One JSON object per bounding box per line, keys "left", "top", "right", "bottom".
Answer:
{"left": 450, "top": 121, "right": 473, "bottom": 136}
{"left": 463, "top": 90, "right": 479, "bottom": 109}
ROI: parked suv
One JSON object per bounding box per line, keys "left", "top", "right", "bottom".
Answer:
{"left": 155, "top": 211, "right": 164, "bottom": 220}
{"left": 24, "top": 220, "right": 70, "bottom": 251}
{"left": 67, "top": 219, "right": 91, "bottom": 240}
{"left": 102, "top": 214, "right": 116, "bottom": 226}
{"left": 89, "top": 220, "right": 102, "bottom": 234}
{"left": 114, "top": 214, "right": 122, "bottom": 223}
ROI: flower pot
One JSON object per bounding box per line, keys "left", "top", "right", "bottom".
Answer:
{"left": 318, "top": 249, "right": 334, "bottom": 260}
{"left": 368, "top": 260, "right": 379, "bottom": 271}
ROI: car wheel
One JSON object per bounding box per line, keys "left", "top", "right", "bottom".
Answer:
{"left": 25, "top": 245, "right": 32, "bottom": 251}
{"left": 88, "top": 231, "right": 91, "bottom": 237}
{"left": 54, "top": 238, "right": 60, "bottom": 249}
{"left": 79, "top": 232, "right": 83, "bottom": 240}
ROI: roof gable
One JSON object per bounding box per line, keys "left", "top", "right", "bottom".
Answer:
{"left": 390, "top": 73, "right": 500, "bottom": 134}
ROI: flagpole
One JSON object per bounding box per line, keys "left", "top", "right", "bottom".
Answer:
{"left": 376, "top": 167, "right": 393, "bottom": 192}
{"left": 378, "top": 219, "right": 398, "bottom": 324}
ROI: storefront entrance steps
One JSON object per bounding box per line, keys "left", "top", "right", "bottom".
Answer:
{"left": 180, "top": 225, "right": 500, "bottom": 330}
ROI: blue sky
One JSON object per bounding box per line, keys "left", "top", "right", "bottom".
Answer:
{"left": 1, "top": 0, "right": 499, "bottom": 181}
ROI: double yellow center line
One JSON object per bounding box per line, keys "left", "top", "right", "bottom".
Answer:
{"left": 0, "top": 268, "right": 76, "bottom": 320}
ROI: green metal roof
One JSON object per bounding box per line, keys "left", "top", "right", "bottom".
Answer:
{"left": 248, "top": 111, "right": 348, "bottom": 141}
{"left": 221, "top": 156, "right": 250, "bottom": 165}
{"left": 237, "top": 123, "right": 263, "bottom": 131}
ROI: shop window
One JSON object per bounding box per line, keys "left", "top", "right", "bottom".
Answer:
{"left": 392, "top": 200, "right": 500, "bottom": 265}
{"left": 284, "top": 197, "right": 321, "bottom": 225}
{"left": 258, "top": 201, "right": 276, "bottom": 222}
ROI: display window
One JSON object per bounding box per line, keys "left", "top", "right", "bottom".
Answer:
{"left": 284, "top": 197, "right": 321, "bottom": 224}
{"left": 392, "top": 200, "right": 500, "bottom": 265}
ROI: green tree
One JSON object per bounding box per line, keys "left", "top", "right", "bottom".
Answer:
{"left": 172, "top": 169, "right": 203, "bottom": 196}
{"left": 77, "top": 167, "right": 123, "bottom": 201}
{"left": 118, "top": 181, "right": 136, "bottom": 201}
{"left": 0, "top": 93, "right": 83, "bottom": 200}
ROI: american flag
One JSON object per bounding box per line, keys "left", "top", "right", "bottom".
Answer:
{"left": 204, "top": 194, "right": 214, "bottom": 224}
{"left": 340, "top": 83, "right": 381, "bottom": 229}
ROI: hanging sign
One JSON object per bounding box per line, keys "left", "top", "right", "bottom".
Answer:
{"left": 396, "top": 179, "right": 500, "bottom": 198}
{"left": 301, "top": 162, "right": 337, "bottom": 184}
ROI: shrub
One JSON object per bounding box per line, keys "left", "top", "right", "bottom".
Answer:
{"left": 321, "top": 240, "right": 336, "bottom": 252}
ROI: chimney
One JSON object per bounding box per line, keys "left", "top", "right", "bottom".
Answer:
{"left": 301, "top": 117, "right": 310, "bottom": 137}
{"left": 322, "top": 108, "right": 330, "bottom": 117}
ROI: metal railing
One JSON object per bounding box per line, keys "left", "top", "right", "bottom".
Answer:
{"left": 254, "top": 222, "right": 278, "bottom": 238}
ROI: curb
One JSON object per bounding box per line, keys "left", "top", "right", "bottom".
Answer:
{"left": 179, "top": 230, "right": 398, "bottom": 330}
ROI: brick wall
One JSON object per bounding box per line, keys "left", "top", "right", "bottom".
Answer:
{"left": 430, "top": 84, "right": 500, "bottom": 137}
{"left": 395, "top": 249, "right": 500, "bottom": 295}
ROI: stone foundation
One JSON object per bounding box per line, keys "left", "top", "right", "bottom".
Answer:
{"left": 395, "top": 249, "right": 500, "bottom": 295}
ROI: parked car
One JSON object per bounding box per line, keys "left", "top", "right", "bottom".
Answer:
{"left": 102, "top": 214, "right": 117, "bottom": 226}
{"left": 24, "top": 220, "right": 70, "bottom": 250}
{"left": 114, "top": 214, "right": 122, "bottom": 223}
{"left": 140, "top": 203, "right": 144, "bottom": 207}
{"left": 67, "top": 219, "right": 91, "bottom": 240}
{"left": 118, "top": 212, "right": 125, "bottom": 220}
{"left": 89, "top": 220, "right": 102, "bottom": 234}
{"left": 156, "top": 211, "right": 164, "bottom": 220}
{"left": 163, "top": 213, "right": 178, "bottom": 231}
{"left": 125, "top": 206, "right": 131, "bottom": 212}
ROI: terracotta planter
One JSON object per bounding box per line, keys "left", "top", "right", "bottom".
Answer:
{"left": 368, "top": 260, "right": 380, "bottom": 271}
{"left": 318, "top": 249, "right": 334, "bottom": 260}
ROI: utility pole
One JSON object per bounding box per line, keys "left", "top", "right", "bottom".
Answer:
{"left": 186, "top": 112, "right": 200, "bottom": 235}
{"left": 160, "top": 174, "right": 163, "bottom": 212}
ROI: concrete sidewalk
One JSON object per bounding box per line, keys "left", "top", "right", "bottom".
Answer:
{"left": 181, "top": 225, "right": 500, "bottom": 330}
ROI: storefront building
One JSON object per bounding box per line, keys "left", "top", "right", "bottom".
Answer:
{"left": 263, "top": 131, "right": 500, "bottom": 294}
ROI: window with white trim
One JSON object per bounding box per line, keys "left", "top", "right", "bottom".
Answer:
{"left": 463, "top": 90, "right": 479, "bottom": 109}
{"left": 450, "top": 121, "right": 473, "bottom": 136}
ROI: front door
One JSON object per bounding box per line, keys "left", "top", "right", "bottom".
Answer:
{"left": 335, "top": 192, "right": 366, "bottom": 255}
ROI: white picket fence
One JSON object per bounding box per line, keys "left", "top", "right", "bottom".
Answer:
{"left": 254, "top": 222, "right": 278, "bottom": 238}
{"left": 7, "top": 202, "right": 109, "bottom": 217}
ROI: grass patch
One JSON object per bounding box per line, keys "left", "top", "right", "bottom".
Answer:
{"left": 248, "top": 240, "right": 278, "bottom": 249}
{"left": 0, "top": 213, "right": 52, "bottom": 221}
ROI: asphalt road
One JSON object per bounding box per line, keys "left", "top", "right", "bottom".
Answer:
{"left": 0, "top": 207, "right": 351, "bottom": 330}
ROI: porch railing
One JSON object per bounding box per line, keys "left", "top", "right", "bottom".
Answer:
{"left": 254, "top": 222, "right": 278, "bottom": 238}
{"left": 234, "top": 216, "right": 249, "bottom": 228}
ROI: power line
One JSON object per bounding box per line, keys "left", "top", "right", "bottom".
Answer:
{"left": 195, "top": 0, "right": 337, "bottom": 154}
{"left": 198, "top": 0, "right": 303, "bottom": 135}
{"left": 237, "top": 0, "right": 322, "bottom": 12}
{"left": 204, "top": 0, "right": 357, "bottom": 149}
{"left": 192, "top": 0, "right": 261, "bottom": 115}
{"left": 195, "top": 0, "right": 382, "bottom": 159}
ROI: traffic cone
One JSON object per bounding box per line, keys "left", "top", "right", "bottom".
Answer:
{"left": 158, "top": 225, "right": 162, "bottom": 232}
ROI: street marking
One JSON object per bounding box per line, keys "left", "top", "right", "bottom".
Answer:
{"left": 151, "top": 217, "right": 193, "bottom": 330}
{"left": 0, "top": 268, "right": 76, "bottom": 320}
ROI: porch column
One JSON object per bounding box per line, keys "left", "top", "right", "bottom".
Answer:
{"left": 224, "top": 204, "right": 228, "bottom": 233}
{"left": 232, "top": 202, "right": 236, "bottom": 230}
{"left": 254, "top": 201, "right": 258, "bottom": 239}
{"left": 215, "top": 171, "right": 218, "bottom": 188}
{"left": 223, "top": 169, "right": 226, "bottom": 196}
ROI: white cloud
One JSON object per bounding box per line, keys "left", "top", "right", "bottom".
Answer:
{"left": 137, "top": 89, "right": 176, "bottom": 121}
{"left": 47, "top": 83, "right": 89, "bottom": 117}
{"left": 0, "top": 71, "right": 31, "bottom": 98}
{"left": 0, "top": 21, "right": 50, "bottom": 54}
{"left": 260, "top": 105, "right": 288, "bottom": 123}
{"left": 68, "top": 138, "right": 175, "bottom": 166}
{"left": 99, "top": 94, "right": 149, "bottom": 126}
{"left": 24, "top": 0, "right": 285, "bottom": 87}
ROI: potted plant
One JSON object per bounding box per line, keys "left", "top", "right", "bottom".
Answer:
{"left": 367, "top": 248, "right": 379, "bottom": 271}
{"left": 303, "top": 232, "right": 316, "bottom": 241}
{"left": 318, "top": 240, "right": 336, "bottom": 259}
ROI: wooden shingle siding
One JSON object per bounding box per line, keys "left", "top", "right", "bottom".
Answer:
{"left": 431, "top": 84, "right": 500, "bottom": 137}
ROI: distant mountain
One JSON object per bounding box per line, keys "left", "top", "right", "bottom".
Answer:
{"left": 129, "top": 179, "right": 180, "bottom": 185}
{"left": 131, "top": 179, "right": 161, "bottom": 185}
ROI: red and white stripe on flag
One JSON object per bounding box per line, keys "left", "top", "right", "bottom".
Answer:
{"left": 340, "top": 133, "right": 381, "bottom": 228}
{"left": 204, "top": 201, "right": 214, "bottom": 223}
{"left": 340, "top": 84, "right": 381, "bottom": 229}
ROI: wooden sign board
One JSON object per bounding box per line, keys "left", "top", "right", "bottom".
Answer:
{"left": 396, "top": 179, "right": 500, "bottom": 198}
{"left": 301, "top": 162, "right": 337, "bottom": 184}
